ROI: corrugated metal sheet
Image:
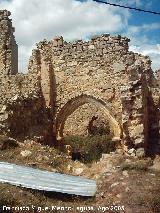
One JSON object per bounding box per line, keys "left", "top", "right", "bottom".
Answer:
{"left": 0, "top": 162, "right": 96, "bottom": 196}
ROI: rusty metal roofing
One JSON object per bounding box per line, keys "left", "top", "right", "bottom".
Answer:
{"left": 0, "top": 162, "right": 96, "bottom": 196}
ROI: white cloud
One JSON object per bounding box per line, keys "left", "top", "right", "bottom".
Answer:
{"left": 127, "top": 23, "right": 160, "bottom": 35}
{"left": 130, "top": 44, "right": 160, "bottom": 70}
{"left": 0, "top": 0, "right": 129, "bottom": 72}
{"left": 125, "top": 23, "right": 160, "bottom": 70}
{"left": 0, "top": 0, "right": 159, "bottom": 72}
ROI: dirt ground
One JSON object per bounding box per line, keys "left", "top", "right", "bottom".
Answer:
{"left": 0, "top": 138, "right": 160, "bottom": 213}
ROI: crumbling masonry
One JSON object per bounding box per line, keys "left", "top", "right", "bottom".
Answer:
{"left": 0, "top": 10, "right": 160, "bottom": 155}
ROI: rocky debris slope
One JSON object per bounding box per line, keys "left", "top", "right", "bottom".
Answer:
{"left": 0, "top": 138, "right": 160, "bottom": 212}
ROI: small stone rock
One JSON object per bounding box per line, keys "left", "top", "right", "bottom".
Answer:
{"left": 37, "top": 155, "right": 43, "bottom": 162}
{"left": 116, "top": 194, "right": 122, "bottom": 198}
{"left": 125, "top": 187, "right": 130, "bottom": 192}
{"left": 136, "top": 148, "right": 145, "bottom": 158}
{"left": 94, "top": 174, "right": 99, "bottom": 179}
{"left": 135, "top": 138, "right": 143, "bottom": 145}
{"left": 122, "top": 182, "right": 127, "bottom": 186}
{"left": 111, "top": 182, "right": 119, "bottom": 188}
{"left": 43, "top": 156, "right": 49, "bottom": 161}
{"left": 0, "top": 105, "right": 7, "bottom": 113}
{"left": 149, "top": 173, "right": 155, "bottom": 176}
{"left": 67, "top": 164, "right": 72, "bottom": 171}
{"left": 20, "top": 150, "right": 32, "bottom": 157}
{"left": 125, "top": 159, "right": 131, "bottom": 163}
{"left": 131, "top": 152, "right": 136, "bottom": 157}
{"left": 101, "top": 154, "right": 110, "bottom": 160}
{"left": 105, "top": 172, "right": 112, "bottom": 176}
{"left": 100, "top": 192, "right": 105, "bottom": 197}
{"left": 122, "top": 170, "right": 129, "bottom": 177}
{"left": 128, "top": 148, "right": 136, "bottom": 155}
{"left": 12, "top": 94, "right": 19, "bottom": 101}
{"left": 110, "top": 151, "right": 116, "bottom": 154}
{"left": 74, "top": 167, "right": 84, "bottom": 175}
{"left": 88, "top": 44, "right": 95, "bottom": 50}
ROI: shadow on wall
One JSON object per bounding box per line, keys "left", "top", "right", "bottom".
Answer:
{"left": 39, "top": 54, "right": 57, "bottom": 145}
{"left": 147, "top": 93, "right": 160, "bottom": 156}
{"left": 87, "top": 116, "right": 111, "bottom": 136}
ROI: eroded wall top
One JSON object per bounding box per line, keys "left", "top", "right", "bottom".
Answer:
{"left": 36, "top": 34, "right": 153, "bottom": 123}
{"left": 0, "top": 10, "right": 18, "bottom": 75}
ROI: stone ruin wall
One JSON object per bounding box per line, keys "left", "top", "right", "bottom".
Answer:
{"left": 0, "top": 10, "right": 160, "bottom": 154}
{"left": 63, "top": 103, "right": 110, "bottom": 136}
{"left": 148, "top": 70, "right": 160, "bottom": 154}
{"left": 0, "top": 10, "right": 18, "bottom": 75}
{"left": 0, "top": 11, "right": 54, "bottom": 144}
{"left": 37, "top": 35, "right": 156, "bottom": 153}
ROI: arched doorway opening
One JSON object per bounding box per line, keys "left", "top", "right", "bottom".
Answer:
{"left": 56, "top": 94, "right": 121, "bottom": 139}
{"left": 55, "top": 95, "right": 122, "bottom": 163}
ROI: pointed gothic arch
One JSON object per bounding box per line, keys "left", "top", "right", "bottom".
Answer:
{"left": 56, "top": 94, "right": 122, "bottom": 139}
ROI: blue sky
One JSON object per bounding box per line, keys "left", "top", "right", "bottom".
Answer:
{"left": 121, "top": 0, "right": 160, "bottom": 43}
{"left": 0, "top": 0, "right": 159, "bottom": 72}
